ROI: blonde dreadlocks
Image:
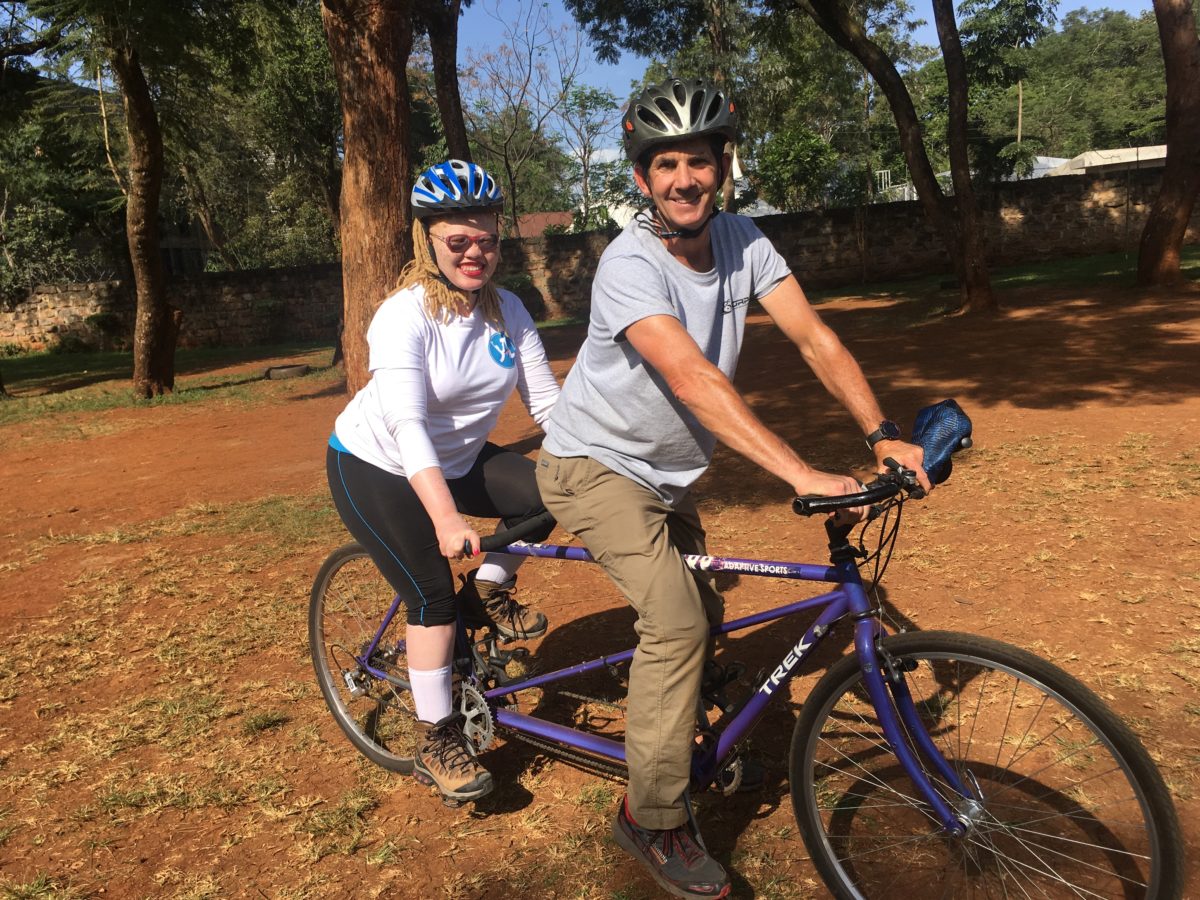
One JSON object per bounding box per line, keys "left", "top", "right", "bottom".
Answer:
{"left": 395, "top": 216, "right": 506, "bottom": 333}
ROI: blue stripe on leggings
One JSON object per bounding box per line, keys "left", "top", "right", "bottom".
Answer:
{"left": 333, "top": 448, "right": 432, "bottom": 625}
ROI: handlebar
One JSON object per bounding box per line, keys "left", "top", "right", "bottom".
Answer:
{"left": 792, "top": 478, "right": 903, "bottom": 517}
{"left": 475, "top": 510, "right": 557, "bottom": 553}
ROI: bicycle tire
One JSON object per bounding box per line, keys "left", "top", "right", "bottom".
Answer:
{"left": 790, "top": 631, "right": 1183, "bottom": 899}
{"left": 309, "top": 543, "right": 419, "bottom": 773}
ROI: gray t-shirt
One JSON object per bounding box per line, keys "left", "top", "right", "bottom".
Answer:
{"left": 543, "top": 211, "right": 791, "bottom": 505}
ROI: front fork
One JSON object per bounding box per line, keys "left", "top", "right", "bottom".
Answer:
{"left": 852, "top": 614, "right": 974, "bottom": 834}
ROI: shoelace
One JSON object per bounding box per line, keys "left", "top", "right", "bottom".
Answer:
{"left": 485, "top": 590, "right": 523, "bottom": 625}
{"left": 657, "top": 827, "right": 704, "bottom": 866}
{"left": 426, "top": 723, "right": 477, "bottom": 773}
{"left": 630, "top": 817, "right": 705, "bottom": 867}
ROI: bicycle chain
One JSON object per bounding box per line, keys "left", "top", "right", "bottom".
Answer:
{"left": 508, "top": 729, "right": 628, "bottom": 781}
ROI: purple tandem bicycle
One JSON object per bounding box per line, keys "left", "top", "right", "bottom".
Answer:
{"left": 308, "top": 401, "right": 1184, "bottom": 898}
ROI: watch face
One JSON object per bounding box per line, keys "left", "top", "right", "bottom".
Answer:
{"left": 881, "top": 420, "right": 901, "bottom": 440}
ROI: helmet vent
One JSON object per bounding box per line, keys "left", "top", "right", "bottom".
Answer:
{"left": 703, "top": 93, "right": 723, "bottom": 126}
{"left": 647, "top": 97, "right": 679, "bottom": 130}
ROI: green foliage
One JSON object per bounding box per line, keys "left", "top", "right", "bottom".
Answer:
{"left": 1018, "top": 9, "right": 1165, "bottom": 154}
{"left": 0, "top": 202, "right": 83, "bottom": 299}
{"left": 563, "top": 0, "right": 710, "bottom": 65}
{"left": 754, "top": 124, "right": 839, "bottom": 212}
{"left": 469, "top": 106, "right": 575, "bottom": 223}
{"left": 916, "top": 7, "right": 1165, "bottom": 181}
{"left": 159, "top": 0, "right": 343, "bottom": 270}
{"left": 0, "top": 64, "right": 124, "bottom": 296}
{"left": 959, "top": 0, "right": 1057, "bottom": 86}
{"left": 555, "top": 85, "right": 620, "bottom": 231}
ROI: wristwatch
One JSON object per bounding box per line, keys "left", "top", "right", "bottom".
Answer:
{"left": 865, "top": 420, "right": 902, "bottom": 450}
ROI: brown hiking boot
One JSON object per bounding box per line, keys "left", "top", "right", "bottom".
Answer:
{"left": 457, "top": 570, "right": 548, "bottom": 640}
{"left": 412, "top": 713, "right": 493, "bottom": 804}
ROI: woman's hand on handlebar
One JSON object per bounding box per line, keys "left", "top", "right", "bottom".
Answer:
{"left": 435, "top": 514, "right": 479, "bottom": 559}
{"left": 872, "top": 439, "right": 932, "bottom": 494}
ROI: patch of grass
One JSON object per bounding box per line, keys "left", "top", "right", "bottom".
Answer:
{"left": 0, "top": 342, "right": 340, "bottom": 429}
{"left": 243, "top": 711, "right": 289, "bottom": 736}
{"left": 296, "top": 786, "right": 379, "bottom": 860}
{"left": 0, "top": 874, "right": 84, "bottom": 900}
{"left": 1, "top": 342, "right": 330, "bottom": 393}
{"left": 536, "top": 314, "right": 587, "bottom": 329}
{"left": 809, "top": 244, "right": 1200, "bottom": 308}
{"left": 576, "top": 782, "right": 616, "bottom": 813}
{"left": 43, "top": 493, "right": 339, "bottom": 552}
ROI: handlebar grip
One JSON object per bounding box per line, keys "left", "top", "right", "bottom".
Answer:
{"left": 792, "top": 481, "right": 900, "bottom": 517}
{"left": 478, "top": 510, "right": 556, "bottom": 552}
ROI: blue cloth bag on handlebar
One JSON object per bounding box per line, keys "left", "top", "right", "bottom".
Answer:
{"left": 911, "top": 399, "right": 972, "bottom": 486}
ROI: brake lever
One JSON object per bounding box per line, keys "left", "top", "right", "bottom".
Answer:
{"left": 882, "top": 457, "right": 926, "bottom": 500}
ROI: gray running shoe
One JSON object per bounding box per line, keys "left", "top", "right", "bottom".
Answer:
{"left": 612, "top": 796, "right": 730, "bottom": 899}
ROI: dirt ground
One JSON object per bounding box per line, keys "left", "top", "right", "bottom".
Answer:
{"left": 1, "top": 281, "right": 1198, "bottom": 899}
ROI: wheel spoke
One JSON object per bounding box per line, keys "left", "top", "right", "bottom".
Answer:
{"left": 791, "top": 632, "right": 1179, "bottom": 898}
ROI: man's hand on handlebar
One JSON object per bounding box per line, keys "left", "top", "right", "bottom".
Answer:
{"left": 871, "top": 439, "right": 932, "bottom": 495}
{"left": 791, "top": 469, "right": 869, "bottom": 523}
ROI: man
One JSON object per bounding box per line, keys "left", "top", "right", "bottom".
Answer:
{"left": 536, "top": 76, "right": 930, "bottom": 899}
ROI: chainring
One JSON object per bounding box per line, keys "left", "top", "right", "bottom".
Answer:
{"left": 456, "top": 683, "right": 495, "bottom": 755}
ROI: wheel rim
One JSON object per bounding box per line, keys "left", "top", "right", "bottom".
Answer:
{"left": 802, "top": 643, "right": 1165, "bottom": 898}
{"left": 314, "top": 552, "right": 419, "bottom": 765}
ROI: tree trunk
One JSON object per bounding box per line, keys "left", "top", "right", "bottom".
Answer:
{"left": 321, "top": 151, "right": 343, "bottom": 237}
{"left": 321, "top": 0, "right": 415, "bottom": 394}
{"left": 1137, "top": 0, "right": 1200, "bottom": 287}
{"left": 799, "top": 0, "right": 996, "bottom": 312}
{"left": 419, "top": 0, "right": 472, "bottom": 161}
{"left": 706, "top": 0, "right": 737, "bottom": 210}
{"left": 110, "top": 44, "right": 175, "bottom": 398}
{"left": 931, "top": 0, "right": 995, "bottom": 312}
{"left": 180, "top": 161, "right": 240, "bottom": 271}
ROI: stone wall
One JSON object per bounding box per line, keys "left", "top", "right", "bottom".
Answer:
{"left": 1, "top": 264, "right": 343, "bottom": 353}
{"left": 2, "top": 169, "right": 1196, "bottom": 352}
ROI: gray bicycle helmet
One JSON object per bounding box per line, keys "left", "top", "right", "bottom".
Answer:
{"left": 411, "top": 159, "right": 504, "bottom": 218}
{"left": 622, "top": 77, "right": 738, "bottom": 164}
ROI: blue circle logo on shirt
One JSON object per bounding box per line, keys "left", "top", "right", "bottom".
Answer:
{"left": 489, "top": 332, "right": 516, "bottom": 368}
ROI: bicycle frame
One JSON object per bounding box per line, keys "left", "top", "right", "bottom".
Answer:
{"left": 454, "top": 538, "right": 974, "bottom": 835}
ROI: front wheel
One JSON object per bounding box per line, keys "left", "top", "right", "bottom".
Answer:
{"left": 309, "top": 543, "right": 419, "bottom": 772}
{"left": 791, "top": 631, "right": 1183, "bottom": 899}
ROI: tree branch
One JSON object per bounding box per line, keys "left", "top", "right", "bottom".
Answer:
{"left": 96, "top": 65, "right": 128, "bottom": 197}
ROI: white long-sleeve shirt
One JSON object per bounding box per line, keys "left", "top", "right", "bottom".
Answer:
{"left": 333, "top": 284, "right": 560, "bottom": 479}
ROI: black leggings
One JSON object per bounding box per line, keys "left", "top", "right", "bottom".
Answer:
{"left": 326, "top": 443, "right": 554, "bottom": 627}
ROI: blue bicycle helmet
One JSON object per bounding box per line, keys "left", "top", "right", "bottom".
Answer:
{"left": 411, "top": 159, "right": 504, "bottom": 218}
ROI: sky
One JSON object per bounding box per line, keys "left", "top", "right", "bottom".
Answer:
{"left": 455, "top": 0, "right": 1157, "bottom": 101}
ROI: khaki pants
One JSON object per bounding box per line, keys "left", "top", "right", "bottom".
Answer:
{"left": 536, "top": 450, "right": 723, "bottom": 829}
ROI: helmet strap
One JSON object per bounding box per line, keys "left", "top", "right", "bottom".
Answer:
{"left": 641, "top": 207, "right": 719, "bottom": 241}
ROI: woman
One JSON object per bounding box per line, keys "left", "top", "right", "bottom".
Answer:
{"left": 326, "top": 159, "right": 559, "bottom": 804}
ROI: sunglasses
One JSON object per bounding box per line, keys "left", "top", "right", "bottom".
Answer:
{"left": 430, "top": 232, "right": 500, "bottom": 253}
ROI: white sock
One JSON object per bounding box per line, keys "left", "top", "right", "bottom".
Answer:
{"left": 408, "top": 665, "right": 453, "bottom": 723}
{"left": 476, "top": 554, "right": 523, "bottom": 585}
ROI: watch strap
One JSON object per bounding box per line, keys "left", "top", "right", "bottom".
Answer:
{"left": 865, "top": 420, "right": 901, "bottom": 449}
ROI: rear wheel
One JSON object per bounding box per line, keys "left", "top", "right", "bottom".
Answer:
{"left": 791, "top": 631, "right": 1183, "bottom": 898}
{"left": 309, "top": 543, "right": 419, "bottom": 772}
